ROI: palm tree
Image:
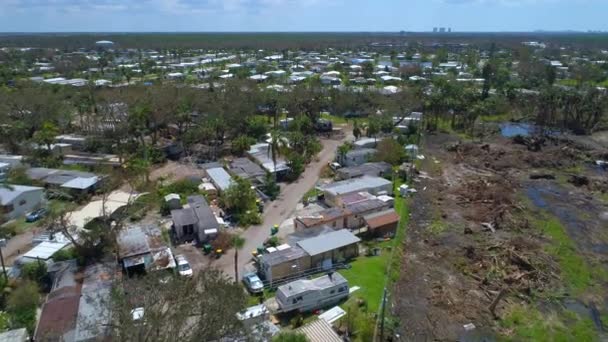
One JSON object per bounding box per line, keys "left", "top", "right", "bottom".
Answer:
{"left": 232, "top": 235, "right": 246, "bottom": 282}
{"left": 268, "top": 129, "right": 286, "bottom": 180}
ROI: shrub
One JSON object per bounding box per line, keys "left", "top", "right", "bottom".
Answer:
{"left": 52, "top": 248, "right": 78, "bottom": 262}
{"left": 21, "top": 262, "right": 47, "bottom": 284}
{"left": 7, "top": 281, "right": 39, "bottom": 333}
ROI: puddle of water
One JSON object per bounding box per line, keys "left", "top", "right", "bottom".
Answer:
{"left": 458, "top": 327, "right": 496, "bottom": 342}
{"left": 500, "top": 123, "right": 535, "bottom": 137}
{"left": 499, "top": 123, "right": 560, "bottom": 138}
{"left": 563, "top": 299, "right": 605, "bottom": 332}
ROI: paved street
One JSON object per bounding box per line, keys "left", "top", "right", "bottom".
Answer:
{"left": 210, "top": 132, "right": 350, "bottom": 280}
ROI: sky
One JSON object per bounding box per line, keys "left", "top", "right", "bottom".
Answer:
{"left": 0, "top": 0, "right": 606, "bottom": 32}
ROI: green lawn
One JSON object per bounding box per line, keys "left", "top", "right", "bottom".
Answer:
{"left": 340, "top": 179, "right": 410, "bottom": 313}
{"left": 340, "top": 251, "right": 391, "bottom": 313}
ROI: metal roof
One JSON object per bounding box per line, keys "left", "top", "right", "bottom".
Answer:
{"left": 296, "top": 319, "right": 342, "bottom": 342}
{"left": 345, "top": 198, "right": 388, "bottom": 215}
{"left": 296, "top": 229, "right": 360, "bottom": 256}
{"left": 321, "top": 176, "right": 391, "bottom": 197}
{"left": 364, "top": 209, "right": 400, "bottom": 229}
{"left": 346, "top": 148, "right": 377, "bottom": 158}
{"left": 296, "top": 207, "right": 349, "bottom": 228}
{"left": 188, "top": 195, "right": 220, "bottom": 230}
{"left": 260, "top": 245, "right": 307, "bottom": 266}
{"left": 337, "top": 162, "right": 392, "bottom": 178}
{"left": 0, "top": 328, "right": 28, "bottom": 342}
{"left": 0, "top": 184, "right": 43, "bottom": 205}
{"left": 278, "top": 272, "right": 347, "bottom": 298}
{"left": 75, "top": 263, "right": 114, "bottom": 341}
{"left": 229, "top": 157, "right": 266, "bottom": 180}
{"left": 22, "top": 241, "right": 69, "bottom": 261}
{"left": 206, "top": 167, "right": 233, "bottom": 191}
{"left": 61, "top": 176, "right": 100, "bottom": 190}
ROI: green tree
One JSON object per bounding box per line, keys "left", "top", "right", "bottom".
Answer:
{"left": 353, "top": 121, "right": 362, "bottom": 140}
{"left": 272, "top": 331, "right": 309, "bottom": 342}
{"left": 7, "top": 281, "right": 39, "bottom": 333}
{"left": 262, "top": 172, "right": 280, "bottom": 200}
{"left": 268, "top": 129, "right": 287, "bottom": 180}
{"left": 33, "top": 121, "right": 59, "bottom": 151}
{"left": 222, "top": 176, "right": 260, "bottom": 226}
{"left": 231, "top": 135, "right": 255, "bottom": 157}
{"left": 246, "top": 116, "right": 269, "bottom": 140}
{"left": 21, "top": 261, "right": 48, "bottom": 287}
{"left": 286, "top": 153, "right": 305, "bottom": 181}
{"left": 366, "top": 118, "right": 381, "bottom": 142}
{"left": 337, "top": 142, "right": 352, "bottom": 165}
{"left": 373, "top": 139, "right": 405, "bottom": 166}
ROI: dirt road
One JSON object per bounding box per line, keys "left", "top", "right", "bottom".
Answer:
{"left": 210, "top": 133, "right": 349, "bottom": 279}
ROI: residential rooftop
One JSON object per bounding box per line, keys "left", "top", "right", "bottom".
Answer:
{"left": 278, "top": 272, "right": 347, "bottom": 298}
{"left": 296, "top": 229, "right": 360, "bottom": 256}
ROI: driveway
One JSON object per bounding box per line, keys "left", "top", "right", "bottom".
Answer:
{"left": 209, "top": 132, "right": 351, "bottom": 280}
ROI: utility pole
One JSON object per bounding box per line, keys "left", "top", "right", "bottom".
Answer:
{"left": 0, "top": 238, "right": 7, "bottom": 280}
{"left": 379, "top": 287, "right": 387, "bottom": 341}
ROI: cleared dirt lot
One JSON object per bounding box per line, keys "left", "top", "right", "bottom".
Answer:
{"left": 392, "top": 131, "right": 608, "bottom": 341}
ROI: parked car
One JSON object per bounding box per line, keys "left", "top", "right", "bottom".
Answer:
{"left": 175, "top": 255, "right": 193, "bottom": 277}
{"left": 329, "top": 162, "right": 341, "bottom": 171}
{"left": 26, "top": 208, "right": 47, "bottom": 222}
{"left": 242, "top": 273, "right": 264, "bottom": 294}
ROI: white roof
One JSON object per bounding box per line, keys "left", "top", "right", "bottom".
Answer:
{"left": 381, "top": 75, "right": 402, "bottom": 81}
{"left": 164, "top": 193, "right": 180, "bottom": 201}
{"left": 61, "top": 176, "right": 99, "bottom": 190}
{"left": 22, "top": 241, "right": 69, "bottom": 261}
{"left": 0, "top": 184, "right": 43, "bottom": 205}
{"left": 318, "top": 306, "right": 346, "bottom": 324}
{"left": 237, "top": 304, "right": 268, "bottom": 321}
{"left": 250, "top": 74, "right": 269, "bottom": 80}
{"left": 276, "top": 244, "right": 291, "bottom": 251}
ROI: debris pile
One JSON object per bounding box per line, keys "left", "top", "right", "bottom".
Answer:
{"left": 451, "top": 177, "right": 517, "bottom": 229}
{"left": 461, "top": 237, "right": 559, "bottom": 317}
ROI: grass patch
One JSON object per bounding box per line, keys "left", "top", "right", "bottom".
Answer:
{"left": 302, "top": 187, "right": 320, "bottom": 202}
{"left": 500, "top": 303, "right": 599, "bottom": 342}
{"left": 340, "top": 180, "right": 410, "bottom": 313}
{"left": 341, "top": 251, "right": 391, "bottom": 313}
{"left": 429, "top": 218, "right": 447, "bottom": 235}
{"left": 596, "top": 191, "right": 608, "bottom": 204}
{"left": 535, "top": 217, "right": 596, "bottom": 294}
{"left": 478, "top": 113, "right": 512, "bottom": 123}
{"left": 320, "top": 112, "right": 348, "bottom": 125}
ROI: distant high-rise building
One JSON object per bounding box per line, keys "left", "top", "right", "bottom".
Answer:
{"left": 433, "top": 27, "right": 438, "bottom": 33}
{"left": 439, "top": 27, "right": 446, "bottom": 33}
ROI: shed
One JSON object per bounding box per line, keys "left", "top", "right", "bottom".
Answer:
{"left": 258, "top": 245, "right": 310, "bottom": 284}
{"left": 21, "top": 241, "right": 70, "bottom": 262}
{"left": 296, "top": 319, "right": 341, "bottom": 342}
{"left": 296, "top": 229, "right": 360, "bottom": 269}
{"left": 164, "top": 193, "right": 181, "bottom": 210}
{"left": 117, "top": 225, "right": 176, "bottom": 274}
{"left": 363, "top": 209, "right": 400, "bottom": 237}
{"left": 205, "top": 167, "right": 233, "bottom": 193}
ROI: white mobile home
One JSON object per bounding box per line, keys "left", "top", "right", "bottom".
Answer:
{"left": 275, "top": 272, "right": 349, "bottom": 313}
{"left": 0, "top": 184, "right": 45, "bottom": 221}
